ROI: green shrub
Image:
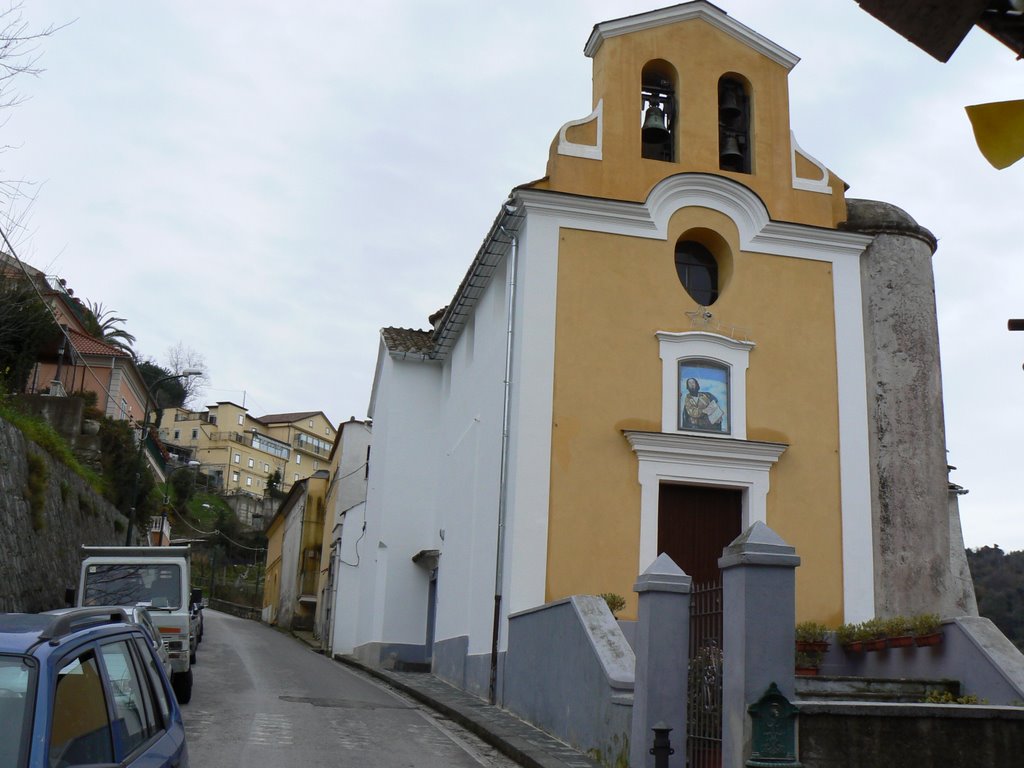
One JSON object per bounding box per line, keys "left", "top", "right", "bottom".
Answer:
{"left": 599, "top": 592, "right": 626, "bottom": 617}
{"left": 796, "top": 621, "right": 829, "bottom": 643}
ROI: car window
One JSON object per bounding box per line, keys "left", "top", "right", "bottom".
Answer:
{"left": 83, "top": 564, "right": 183, "bottom": 609}
{"left": 50, "top": 652, "right": 114, "bottom": 768}
{"left": 0, "top": 655, "right": 35, "bottom": 768}
{"left": 99, "top": 640, "right": 159, "bottom": 757}
{"left": 133, "top": 636, "right": 171, "bottom": 725}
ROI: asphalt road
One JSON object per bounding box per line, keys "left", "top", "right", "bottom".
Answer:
{"left": 183, "top": 609, "right": 519, "bottom": 768}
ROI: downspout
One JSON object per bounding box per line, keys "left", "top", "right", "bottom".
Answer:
{"left": 489, "top": 201, "right": 520, "bottom": 705}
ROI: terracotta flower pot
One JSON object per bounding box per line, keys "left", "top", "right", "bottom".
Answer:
{"left": 842, "top": 640, "right": 863, "bottom": 654}
{"left": 888, "top": 635, "right": 914, "bottom": 648}
{"left": 795, "top": 666, "right": 819, "bottom": 676}
{"left": 796, "top": 640, "right": 830, "bottom": 654}
{"left": 863, "top": 638, "right": 887, "bottom": 652}
{"left": 915, "top": 632, "right": 943, "bottom": 647}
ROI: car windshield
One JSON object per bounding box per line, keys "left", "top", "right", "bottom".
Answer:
{"left": 83, "top": 564, "right": 183, "bottom": 609}
{"left": 0, "top": 655, "right": 35, "bottom": 768}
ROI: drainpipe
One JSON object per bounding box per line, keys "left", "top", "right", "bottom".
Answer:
{"left": 489, "top": 201, "right": 520, "bottom": 705}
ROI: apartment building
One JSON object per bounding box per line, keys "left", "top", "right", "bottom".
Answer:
{"left": 158, "top": 403, "right": 336, "bottom": 505}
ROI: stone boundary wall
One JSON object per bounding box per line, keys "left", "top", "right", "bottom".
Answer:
{"left": 0, "top": 417, "right": 126, "bottom": 613}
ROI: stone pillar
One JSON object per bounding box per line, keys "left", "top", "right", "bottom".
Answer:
{"left": 719, "top": 522, "right": 800, "bottom": 768}
{"left": 843, "top": 198, "right": 954, "bottom": 618}
{"left": 629, "top": 553, "right": 692, "bottom": 768}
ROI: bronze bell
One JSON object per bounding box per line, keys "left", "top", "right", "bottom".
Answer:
{"left": 642, "top": 102, "right": 670, "bottom": 143}
{"left": 720, "top": 89, "right": 742, "bottom": 121}
{"left": 720, "top": 135, "right": 744, "bottom": 168}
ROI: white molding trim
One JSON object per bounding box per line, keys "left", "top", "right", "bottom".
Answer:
{"left": 624, "top": 430, "right": 787, "bottom": 575}
{"left": 657, "top": 331, "right": 755, "bottom": 439}
{"left": 557, "top": 99, "right": 603, "bottom": 160}
{"left": 516, "top": 172, "right": 876, "bottom": 619}
{"left": 584, "top": 1, "right": 799, "bottom": 71}
{"left": 790, "top": 131, "right": 831, "bottom": 194}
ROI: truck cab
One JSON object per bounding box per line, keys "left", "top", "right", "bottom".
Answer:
{"left": 74, "top": 546, "right": 196, "bottom": 704}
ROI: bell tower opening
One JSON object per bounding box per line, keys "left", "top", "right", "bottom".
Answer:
{"left": 641, "top": 60, "right": 677, "bottom": 162}
{"left": 718, "top": 75, "right": 751, "bottom": 174}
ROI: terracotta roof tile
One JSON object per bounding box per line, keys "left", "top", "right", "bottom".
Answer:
{"left": 381, "top": 327, "right": 434, "bottom": 355}
{"left": 67, "top": 327, "right": 130, "bottom": 358}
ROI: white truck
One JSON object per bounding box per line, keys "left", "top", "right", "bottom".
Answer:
{"left": 72, "top": 545, "right": 200, "bottom": 703}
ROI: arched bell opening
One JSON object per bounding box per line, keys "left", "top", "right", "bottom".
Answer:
{"left": 718, "top": 75, "right": 752, "bottom": 174}
{"left": 641, "top": 60, "right": 678, "bottom": 162}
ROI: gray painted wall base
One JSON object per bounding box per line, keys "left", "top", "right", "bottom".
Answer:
{"left": 432, "top": 636, "right": 502, "bottom": 702}
{"left": 351, "top": 640, "right": 428, "bottom": 668}
{"left": 505, "top": 595, "right": 634, "bottom": 767}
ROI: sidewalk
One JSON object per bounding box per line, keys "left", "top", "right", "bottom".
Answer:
{"left": 291, "top": 631, "right": 602, "bottom": 768}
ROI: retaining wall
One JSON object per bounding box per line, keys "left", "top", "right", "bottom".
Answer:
{"left": 0, "top": 417, "right": 126, "bottom": 613}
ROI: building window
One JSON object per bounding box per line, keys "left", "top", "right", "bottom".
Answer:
{"left": 309, "top": 419, "right": 314, "bottom": 427}
{"left": 238, "top": 414, "right": 244, "bottom": 425}
{"left": 232, "top": 471, "right": 240, "bottom": 482}
{"left": 246, "top": 476, "right": 252, "bottom": 486}
{"left": 296, "top": 454, "right": 301, "bottom": 465}
{"left": 173, "top": 430, "right": 180, "bottom": 440}
{"left": 264, "top": 463, "right": 270, "bottom": 472}
{"left": 294, "top": 473, "right": 299, "bottom": 482}
{"left": 675, "top": 240, "right": 719, "bottom": 306}
{"left": 191, "top": 429, "right": 198, "bottom": 440}
{"left": 234, "top": 453, "right": 241, "bottom": 464}
{"left": 248, "top": 458, "right": 254, "bottom": 468}
{"left": 325, "top": 428, "right": 330, "bottom": 436}
{"left": 719, "top": 75, "right": 751, "bottom": 174}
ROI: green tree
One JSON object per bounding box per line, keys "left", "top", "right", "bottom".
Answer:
{"left": 0, "top": 269, "right": 60, "bottom": 392}
{"left": 82, "top": 300, "right": 136, "bottom": 353}
{"left": 137, "top": 359, "right": 187, "bottom": 409}
{"left": 967, "top": 546, "right": 1024, "bottom": 651}
{"left": 98, "top": 417, "right": 157, "bottom": 527}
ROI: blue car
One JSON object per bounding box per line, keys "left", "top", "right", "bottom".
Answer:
{"left": 0, "top": 607, "right": 189, "bottom": 768}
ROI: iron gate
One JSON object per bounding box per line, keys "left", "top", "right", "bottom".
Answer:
{"left": 687, "top": 578, "right": 723, "bottom": 768}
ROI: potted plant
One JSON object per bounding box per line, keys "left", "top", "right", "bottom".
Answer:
{"left": 859, "top": 618, "right": 888, "bottom": 652}
{"left": 884, "top": 616, "right": 914, "bottom": 648}
{"left": 795, "top": 649, "right": 822, "bottom": 676}
{"left": 911, "top": 613, "right": 943, "bottom": 646}
{"left": 795, "top": 621, "right": 830, "bottom": 653}
{"left": 836, "top": 622, "right": 862, "bottom": 653}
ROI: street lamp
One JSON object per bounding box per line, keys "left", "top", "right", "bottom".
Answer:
{"left": 125, "top": 369, "right": 204, "bottom": 545}
{"left": 157, "top": 460, "right": 201, "bottom": 545}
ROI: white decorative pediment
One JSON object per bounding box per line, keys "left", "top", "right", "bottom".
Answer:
{"left": 657, "top": 331, "right": 755, "bottom": 439}
{"left": 790, "top": 131, "right": 831, "bottom": 194}
{"left": 557, "top": 99, "right": 603, "bottom": 160}
{"left": 624, "top": 429, "right": 787, "bottom": 575}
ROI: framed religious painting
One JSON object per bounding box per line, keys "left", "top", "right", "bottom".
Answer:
{"left": 678, "top": 359, "right": 730, "bottom": 434}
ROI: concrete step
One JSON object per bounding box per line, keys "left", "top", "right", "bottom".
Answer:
{"left": 794, "top": 675, "right": 960, "bottom": 703}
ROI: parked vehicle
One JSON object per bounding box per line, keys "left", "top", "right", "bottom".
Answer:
{"left": 0, "top": 607, "right": 189, "bottom": 768}
{"left": 69, "top": 546, "right": 197, "bottom": 703}
{"left": 46, "top": 604, "right": 172, "bottom": 682}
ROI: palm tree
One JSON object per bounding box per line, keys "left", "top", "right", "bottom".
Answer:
{"left": 83, "top": 300, "right": 136, "bottom": 353}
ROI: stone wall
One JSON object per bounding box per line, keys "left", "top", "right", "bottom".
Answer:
{"left": 0, "top": 416, "right": 127, "bottom": 613}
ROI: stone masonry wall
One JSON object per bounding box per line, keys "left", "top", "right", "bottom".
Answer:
{"left": 0, "top": 416, "right": 127, "bottom": 613}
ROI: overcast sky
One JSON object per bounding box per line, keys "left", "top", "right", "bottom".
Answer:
{"left": 4, "top": 1, "right": 1023, "bottom": 551}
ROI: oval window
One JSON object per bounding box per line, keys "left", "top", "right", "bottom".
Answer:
{"left": 675, "top": 240, "right": 719, "bottom": 306}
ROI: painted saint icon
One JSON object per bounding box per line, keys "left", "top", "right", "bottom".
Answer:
{"left": 679, "top": 361, "right": 729, "bottom": 433}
